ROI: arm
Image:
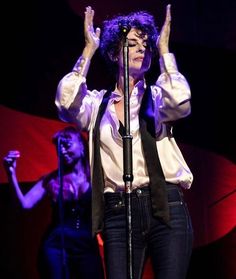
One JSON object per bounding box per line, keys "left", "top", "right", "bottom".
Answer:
{"left": 154, "top": 4, "right": 191, "bottom": 123}
{"left": 55, "top": 6, "right": 102, "bottom": 125}
{"left": 3, "top": 150, "right": 46, "bottom": 209}
{"left": 75, "top": 6, "right": 101, "bottom": 75}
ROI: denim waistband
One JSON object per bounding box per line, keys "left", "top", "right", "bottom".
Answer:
{"left": 104, "top": 183, "right": 184, "bottom": 203}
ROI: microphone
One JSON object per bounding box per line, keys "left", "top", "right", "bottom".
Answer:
{"left": 118, "top": 20, "right": 131, "bottom": 36}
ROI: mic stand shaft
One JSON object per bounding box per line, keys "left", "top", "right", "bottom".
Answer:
{"left": 122, "top": 35, "right": 134, "bottom": 279}
{"left": 57, "top": 138, "right": 68, "bottom": 279}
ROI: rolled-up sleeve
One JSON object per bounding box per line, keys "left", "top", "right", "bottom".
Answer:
{"left": 55, "top": 72, "right": 105, "bottom": 130}
{"left": 153, "top": 53, "right": 191, "bottom": 124}
{"left": 55, "top": 72, "right": 87, "bottom": 121}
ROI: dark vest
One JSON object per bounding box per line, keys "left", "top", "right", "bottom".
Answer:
{"left": 92, "top": 88, "right": 169, "bottom": 236}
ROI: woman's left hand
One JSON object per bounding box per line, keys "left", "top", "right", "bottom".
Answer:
{"left": 157, "top": 4, "right": 171, "bottom": 56}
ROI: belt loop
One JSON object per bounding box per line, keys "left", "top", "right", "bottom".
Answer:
{"left": 178, "top": 186, "right": 184, "bottom": 202}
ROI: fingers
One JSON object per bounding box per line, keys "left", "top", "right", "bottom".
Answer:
{"left": 165, "top": 4, "right": 171, "bottom": 23}
{"left": 6, "top": 150, "right": 20, "bottom": 158}
{"left": 84, "top": 6, "right": 95, "bottom": 32}
{"left": 95, "top": 27, "right": 101, "bottom": 38}
{"left": 156, "top": 4, "right": 171, "bottom": 55}
{"left": 4, "top": 150, "right": 20, "bottom": 162}
{"left": 159, "top": 4, "right": 171, "bottom": 38}
{"left": 83, "top": 6, "right": 100, "bottom": 52}
{"left": 84, "top": 6, "right": 100, "bottom": 39}
{"left": 162, "top": 4, "right": 171, "bottom": 32}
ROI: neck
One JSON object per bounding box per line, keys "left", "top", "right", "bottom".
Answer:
{"left": 117, "top": 74, "right": 144, "bottom": 95}
{"left": 63, "top": 159, "right": 84, "bottom": 174}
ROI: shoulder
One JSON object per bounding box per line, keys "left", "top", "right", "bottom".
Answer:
{"left": 40, "top": 170, "right": 58, "bottom": 188}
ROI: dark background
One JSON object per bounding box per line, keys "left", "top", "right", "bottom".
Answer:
{"left": 2, "top": 0, "right": 236, "bottom": 162}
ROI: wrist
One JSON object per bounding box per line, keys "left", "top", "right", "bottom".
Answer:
{"left": 72, "top": 56, "right": 91, "bottom": 77}
{"left": 158, "top": 47, "right": 169, "bottom": 57}
{"left": 82, "top": 45, "right": 97, "bottom": 60}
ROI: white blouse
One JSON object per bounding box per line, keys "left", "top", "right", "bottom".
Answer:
{"left": 55, "top": 53, "right": 193, "bottom": 192}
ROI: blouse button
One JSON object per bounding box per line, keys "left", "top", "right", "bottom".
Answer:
{"left": 76, "top": 219, "right": 80, "bottom": 229}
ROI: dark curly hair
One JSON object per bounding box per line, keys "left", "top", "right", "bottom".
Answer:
{"left": 52, "top": 126, "right": 84, "bottom": 146}
{"left": 100, "top": 11, "right": 159, "bottom": 74}
{"left": 52, "top": 126, "right": 90, "bottom": 175}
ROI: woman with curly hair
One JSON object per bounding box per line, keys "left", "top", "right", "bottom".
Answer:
{"left": 55, "top": 5, "right": 193, "bottom": 279}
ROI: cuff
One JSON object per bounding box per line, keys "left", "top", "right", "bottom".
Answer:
{"left": 159, "top": 53, "right": 178, "bottom": 74}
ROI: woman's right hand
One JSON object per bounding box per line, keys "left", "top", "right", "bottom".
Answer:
{"left": 3, "top": 150, "right": 20, "bottom": 175}
{"left": 83, "top": 6, "right": 101, "bottom": 58}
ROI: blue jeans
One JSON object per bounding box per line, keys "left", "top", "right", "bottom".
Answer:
{"left": 103, "top": 183, "right": 193, "bottom": 279}
{"left": 38, "top": 225, "right": 104, "bottom": 279}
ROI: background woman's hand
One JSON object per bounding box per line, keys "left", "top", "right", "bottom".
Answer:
{"left": 83, "top": 6, "right": 101, "bottom": 58}
{"left": 157, "top": 4, "right": 171, "bottom": 56}
{"left": 3, "top": 150, "right": 20, "bottom": 175}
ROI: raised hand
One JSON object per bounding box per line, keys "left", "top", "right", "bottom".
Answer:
{"left": 157, "top": 4, "right": 171, "bottom": 55}
{"left": 83, "top": 6, "right": 101, "bottom": 58}
{"left": 3, "top": 150, "right": 20, "bottom": 175}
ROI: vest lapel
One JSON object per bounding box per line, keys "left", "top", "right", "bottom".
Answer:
{"left": 139, "top": 88, "right": 170, "bottom": 223}
{"left": 92, "top": 87, "right": 170, "bottom": 236}
{"left": 92, "top": 91, "right": 110, "bottom": 235}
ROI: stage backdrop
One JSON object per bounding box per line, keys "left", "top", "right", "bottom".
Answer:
{"left": 0, "top": 104, "right": 236, "bottom": 278}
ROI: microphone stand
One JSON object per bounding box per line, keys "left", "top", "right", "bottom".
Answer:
{"left": 121, "top": 28, "right": 134, "bottom": 279}
{"left": 57, "top": 137, "right": 68, "bottom": 279}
